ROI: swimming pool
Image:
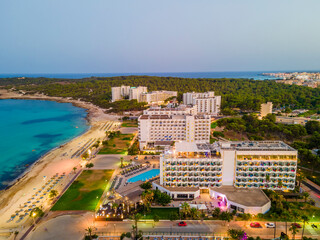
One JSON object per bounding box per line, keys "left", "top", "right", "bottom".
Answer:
{"left": 127, "top": 169, "right": 160, "bottom": 183}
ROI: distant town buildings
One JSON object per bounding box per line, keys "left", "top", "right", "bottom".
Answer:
{"left": 263, "top": 72, "right": 320, "bottom": 88}
{"left": 260, "top": 102, "right": 273, "bottom": 118}
{"left": 183, "top": 91, "right": 221, "bottom": 116}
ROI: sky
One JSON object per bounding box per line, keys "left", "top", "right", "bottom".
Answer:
{"left": 0, "top": 0, "right": 320, "bottom": 73}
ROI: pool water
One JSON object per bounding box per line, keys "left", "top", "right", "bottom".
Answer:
{"left": 127, "top": 169, "right": 160, "bottom": 183}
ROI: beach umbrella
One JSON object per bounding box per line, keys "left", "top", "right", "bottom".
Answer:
{"left": 11, "top": 214, "right": 16, "bottom": 218}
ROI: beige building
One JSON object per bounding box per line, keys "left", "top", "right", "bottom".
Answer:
{"left": 129, "top": 86, "right": 148, "bottom": 101}
{"left": 183, "top": 91, "right": 221, "bottom": 116}
{"left": 111, "top": 85, "right": 147, "bottom": 102}
{"left": 276, "top": 116, "right": 320, "bottom": 126}
{"left": 260, "top": 102, "right": 273, "bottom": 118}
{"left": 139, "top": 90, "right": 177, "bottom": 104}
{"left": 111, "top": 85, "right": 131, "bottom": 102}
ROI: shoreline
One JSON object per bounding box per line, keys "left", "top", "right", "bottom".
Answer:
{"left": 0, "top": 89, "right": 119, "bottom": 229}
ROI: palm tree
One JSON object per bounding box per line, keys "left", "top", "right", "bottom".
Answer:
{"left": 13, "top": 231, "right": 19, "bottom": 240}
{"left": 120, "top": 157, "right": 124, "bottom": 168}
{"left": 289, "top": 224, "right": 299, "bottom": 240}
{"left": 180, "top": 202, "right": 191, "bottom": 219}
{"left": 302, "top": 192, "right": 310, "bottom": 202}
{"left": 270, "top": 213, "right": 278, "bottom": 239}
{"left": 73, "top": 167, "right": 77, "bottom": 173}
{"left": 131, "top": 213, "right": 141, "bottom": 239}
{"left": 85, "top": 226, "right": 93, "bottom": 240}
{"left": 112, "top": 203, "right": 119, "bottom": 214}
{"left": 301, "top": 215, "right": 309, "bottom": 239}
{"left": 189, "top": 207, "right": 200, "bottom": 220}
{"left": 296, "top": 170, "right": 306, "bottom": 188}
{"left": 282, "top": 211, "right": 290, "bottom": 235}
{"left": 141, "top": 190, "right": 154, "bottom": 213}
{"left": 291, "top": 210, "right": 300, "bottom": 224}
{"left": 153, "top": 214, "right": 160, "bottom": 227}
{"left": 49, "top": 190, "right": 58, "bottom": 200}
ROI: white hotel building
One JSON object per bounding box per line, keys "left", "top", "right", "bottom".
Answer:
{"left": 153, "top": 141, "right": 297, "bottom": 214}
{"left": 111, "top": 85, "right": 147, "bottom": 102}
{"left": 183, "top": 91, "right": 221, "bottom": 116}
{"left": 138, "top": 106, "right": 210, "bottom": 150}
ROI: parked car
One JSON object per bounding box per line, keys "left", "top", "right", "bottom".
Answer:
{"left": 250, "top": 222, "right": 262, "bottom": 228}
{"left": 292, "top": 223, "right": 302, "bottom": 228}
{"left": 178, "top": 221, "right": 187, "bottom": 226}
{"left": 266, "top": 222, "right": 275, "bottom": 228}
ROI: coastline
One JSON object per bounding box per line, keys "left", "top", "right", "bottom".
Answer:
{"left": 0, "top": 89, "right": 119, "bottom": 229}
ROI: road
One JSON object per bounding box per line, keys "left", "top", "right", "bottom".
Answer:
{"left": 25, "top": 214, "right": 320, "bottom": 240}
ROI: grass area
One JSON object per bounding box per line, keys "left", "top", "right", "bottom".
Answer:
{"left": 142, "top": 207, "right": 179, "bottom": 220}
{"left": 98, "top": 134, "right": 134, "bottom": 154}
{"left": 121, "top": 120, "right": 138, "bottom": 128}
{"left": 51, "top": 170, "right": 114, "bottom": 211}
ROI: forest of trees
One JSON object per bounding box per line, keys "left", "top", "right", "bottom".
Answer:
{"left": 1, "top": 76, "right": 320, "bottom": 112}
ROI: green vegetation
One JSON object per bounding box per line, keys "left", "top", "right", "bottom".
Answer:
{"left": 3, "top": 76, "right": 320, "bottom": 112}
{"left": 217, "top": 114, "right": 308, "bottom": 141}
{"left": 211, "top": 122, "right": 217, "bottom": 129}
{"left": 128, "top": 139, "right": 139, "bottom": 155}
{"left": 99, "top": 133, "right": 134, "bottom": 154}
{"left": 51, "top": 170, "right": 114, "bottom": 211}
{"left": 121, "top": 120, "right": 138, "bottom": 127}
{"left": 259, "top": 190, "right": 320, "bottom": 222}
{"left": 142, "top": 208, "right": 179, "bottom": 220}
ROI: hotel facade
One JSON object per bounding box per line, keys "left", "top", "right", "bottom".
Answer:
{"left": 153, "top": 141, "right": 297, "bottom": 214}
{"left": 138, "top": 106, "right": 210, "bottom": 150}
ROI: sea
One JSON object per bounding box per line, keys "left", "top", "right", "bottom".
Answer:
{"left": 0, "top": 71, "right": 279, "bottom": 80}
{"left": 0, "top": 99, "right": 89, "bottom": 190}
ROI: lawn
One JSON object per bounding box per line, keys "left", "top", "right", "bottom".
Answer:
{"left": 98, "top": 134, "right": 134, "bottom": 154}
{"left": 121, "top": 120, "right": 138, "bottom": 128}
{"left": 51, "top": 170, "right": 114, "bottom": 211}
{"left": 142, "top": 207, "right": 179, "bottom": 220}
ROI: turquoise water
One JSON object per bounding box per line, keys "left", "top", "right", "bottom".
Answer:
{"left": 0, "top": 99, "right": 89, "bottom": 189}
{"left": 127, "top": 169, "right": 160, "bottom": 183}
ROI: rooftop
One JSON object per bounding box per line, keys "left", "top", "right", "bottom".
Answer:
{"left": 174, "top": 142, "right": 220, "bottom": 153}
{"left": 210, "top": 186, "right": 270, "bottom": 207}
{"left": 220, "top": 141, "right": 296, "bottom": 151}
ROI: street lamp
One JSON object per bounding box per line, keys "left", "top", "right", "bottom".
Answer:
{"left": 32, "top": 212, "right": 36, "bottom": 226}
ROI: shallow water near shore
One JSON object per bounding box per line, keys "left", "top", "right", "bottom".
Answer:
{"left": 0, "top": 99, "right": 89, "bottom": 190}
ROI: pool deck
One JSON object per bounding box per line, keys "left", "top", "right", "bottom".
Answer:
{"left": 112, "top": 163, "right": 160, "bottom": 193}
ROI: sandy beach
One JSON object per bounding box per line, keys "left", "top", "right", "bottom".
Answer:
{"left": 0, "top": 89, "right": 119, "bottom": 233}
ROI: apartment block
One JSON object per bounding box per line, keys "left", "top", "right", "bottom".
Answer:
{"left": 183, "top": 91, "right": 221, "bottom": 116}
{"left": 129, "top": 86, "right": 148, "bottom": 101}
{"left": 260, "top": 102, "right": 273, "bottom": 118}
{"left": 138, "top": 114, "right": 210, "bottom": 150}
{"left": 111, "top": 85, "right": 147, "bottom": 102}
{"left": 139, "top": 90, "right": 178, "bottom": 104}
